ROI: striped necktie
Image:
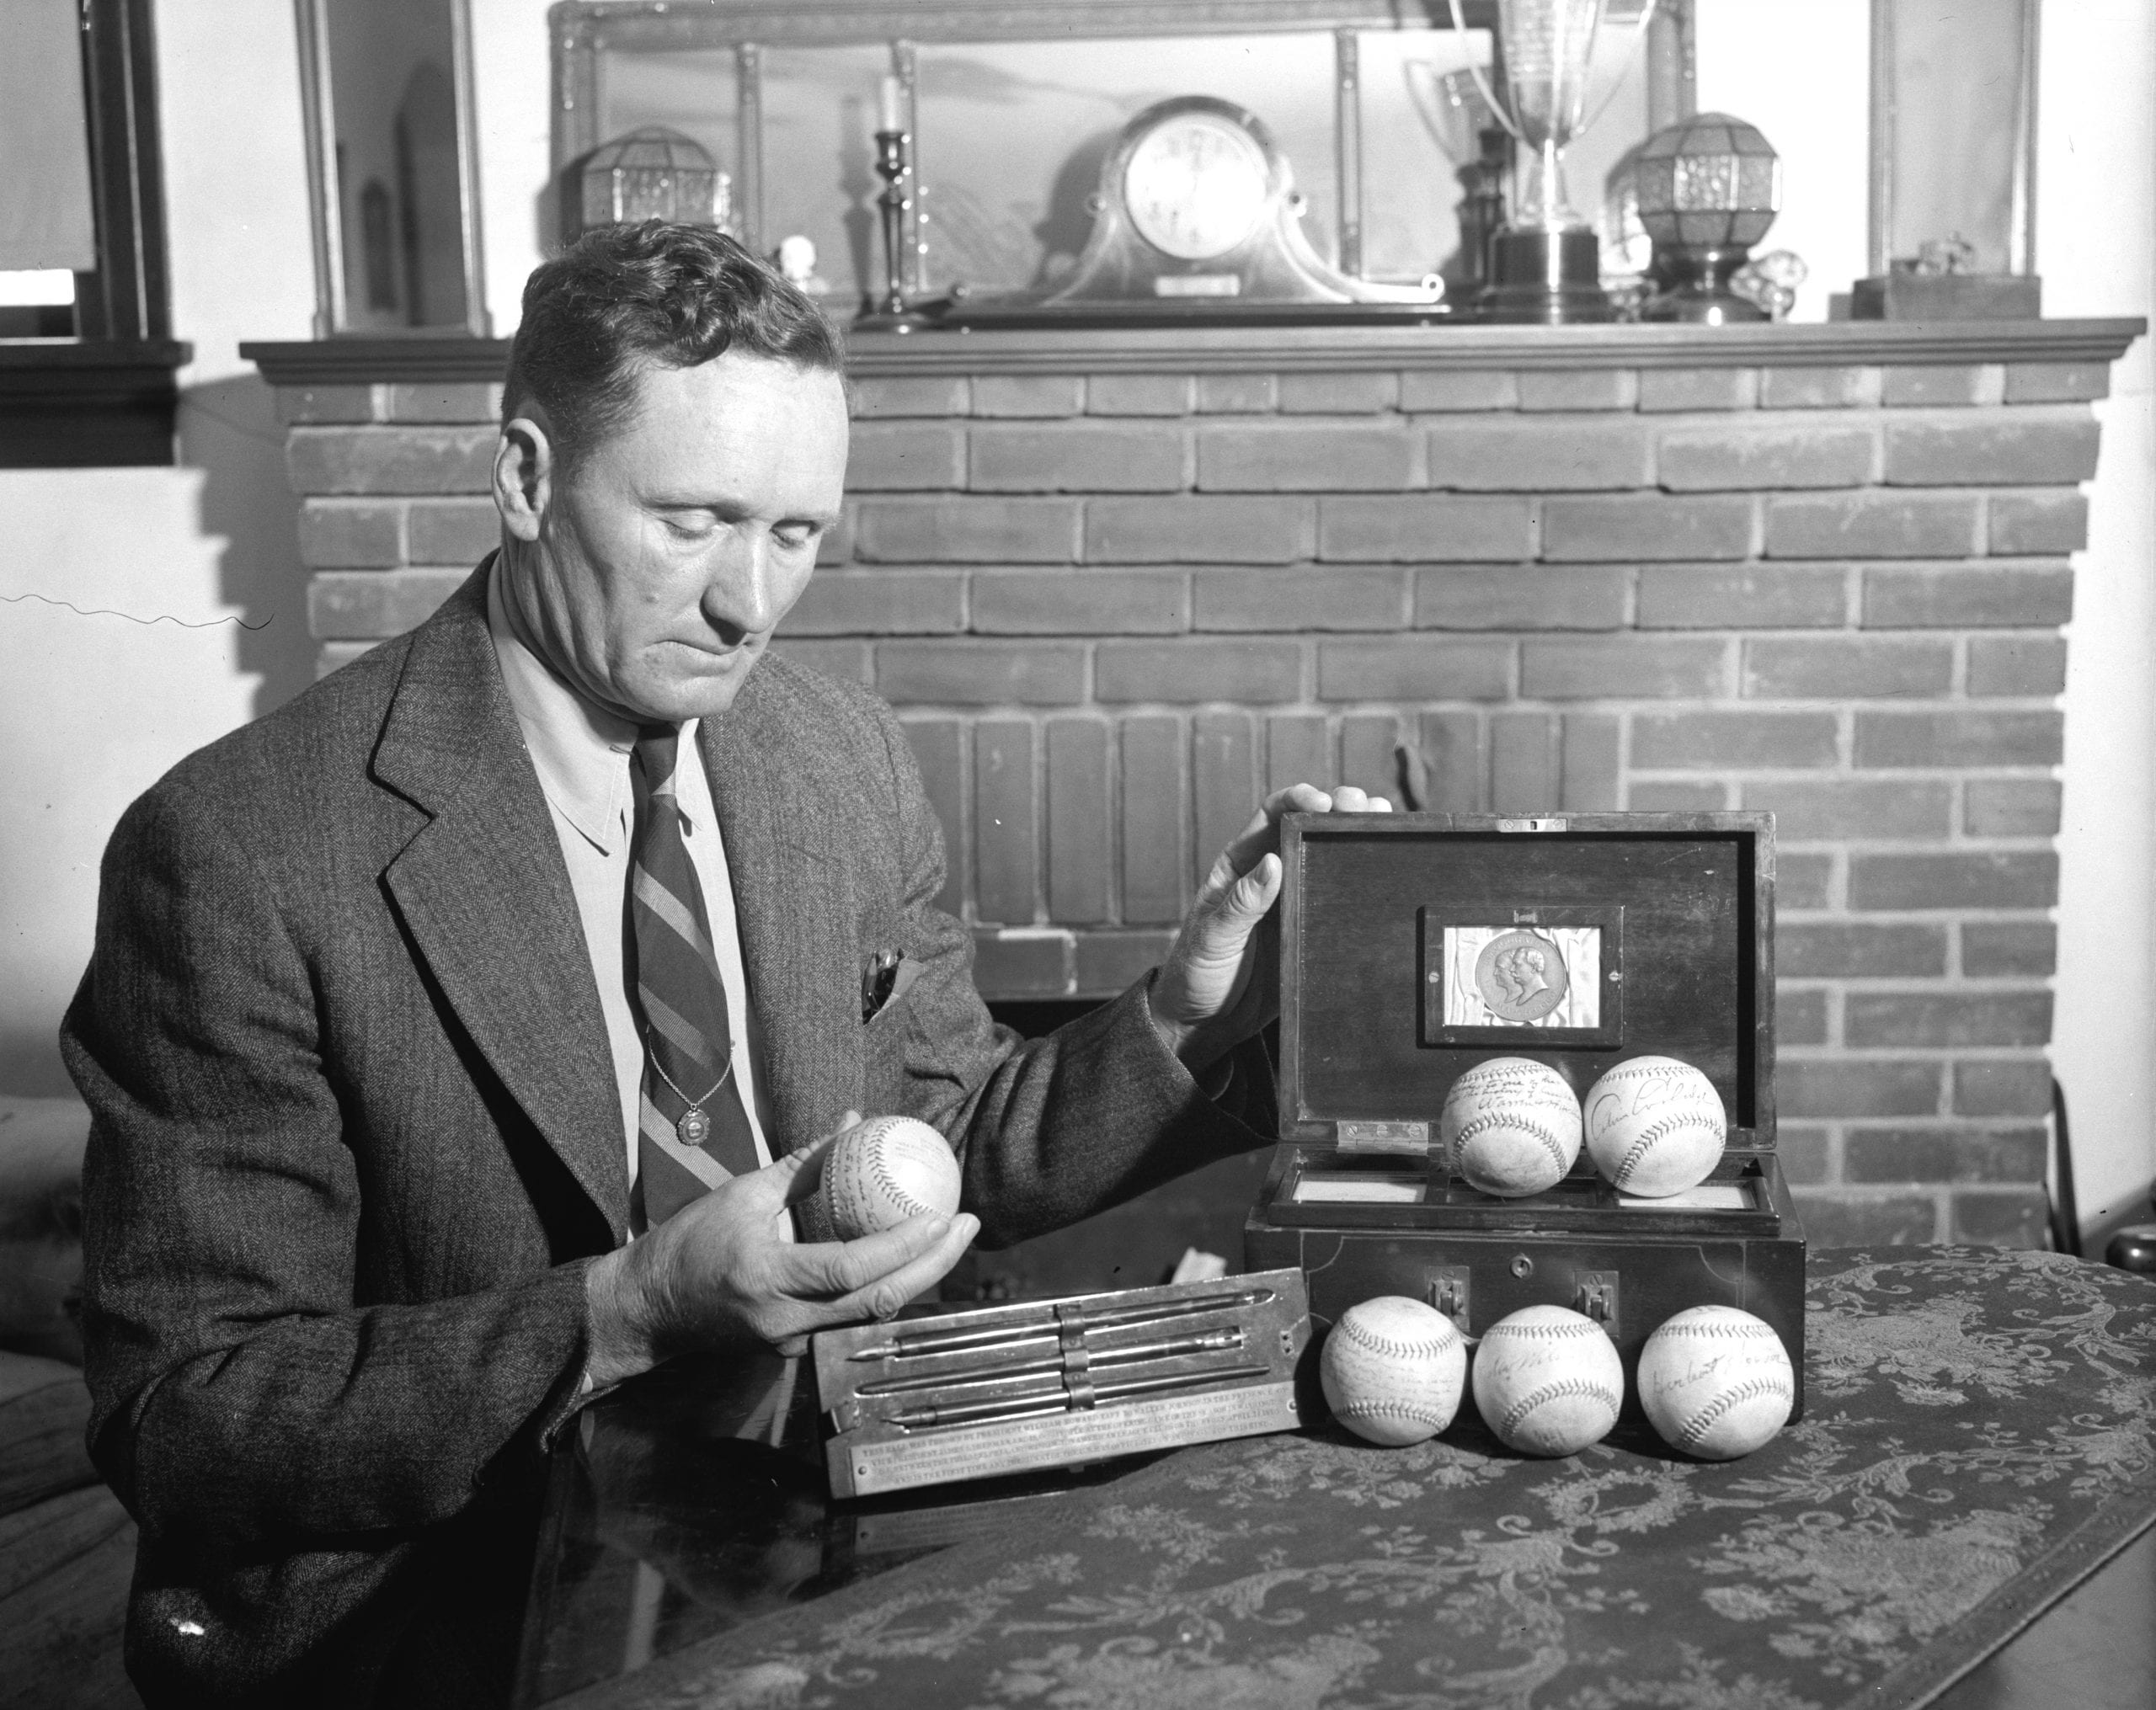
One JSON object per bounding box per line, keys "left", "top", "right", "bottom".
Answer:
{"left": 628, "top": 726, "right": 759, "bottom": 1228}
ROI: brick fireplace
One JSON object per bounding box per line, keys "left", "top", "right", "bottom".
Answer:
{"left": 248, "top": 317, "right": 2140, "bottom": 1253}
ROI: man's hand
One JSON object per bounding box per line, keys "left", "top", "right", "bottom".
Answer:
{"left": 1148, "top": 783, "right": 1392, "bottom": 1075}
{"left": 583, "top": 1114, "right": 979, "bottom": 1384}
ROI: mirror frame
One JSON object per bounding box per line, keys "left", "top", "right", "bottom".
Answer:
{"left": 294, "top": 0, "right": 492, "bottom": 338}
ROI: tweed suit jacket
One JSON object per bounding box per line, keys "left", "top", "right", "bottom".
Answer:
{"left": 61, "top": 565, "right": 1273, "bottom": 1707}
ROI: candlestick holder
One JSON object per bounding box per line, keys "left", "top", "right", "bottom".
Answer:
{"left": 868, "top": 129, "right": 928, "bottom": 329}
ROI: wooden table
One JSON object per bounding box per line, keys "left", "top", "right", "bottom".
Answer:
{"left": 520, "top": 1249, "right": 2156, "bottom": 1710}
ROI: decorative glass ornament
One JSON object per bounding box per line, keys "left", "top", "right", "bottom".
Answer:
{"left": 1633, "top": 111, "right": 1781, "bottom": 323}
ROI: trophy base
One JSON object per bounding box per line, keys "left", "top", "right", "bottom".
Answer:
{"left": 1477, "top": 230, "right": 1613, "bottom": 324}
{"left": 1644, "top": 246, "right": 1766, "bottom": 325}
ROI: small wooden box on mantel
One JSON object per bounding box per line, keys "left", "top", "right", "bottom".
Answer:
{"left": 1245, "top": 811, "right": 1806, "bottom": 1418}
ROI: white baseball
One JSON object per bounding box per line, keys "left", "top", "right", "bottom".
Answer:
{"left": 1439, "top": 1057, "right": 1582, "bottom": 1198}
{"left": 1582, "top": 1055, "right": 1726, "bottom": 1197}
{"left": 1320, "top": 1296, "right": 1469, "bottom": 1446}
{"left": 1470, "top": 1304, "right": 1623, "bottom": 1457}
{"left": 813, "top": 1115, "right": 962, "bottom": 1240}
{"left": 1637, "top": 1306, "right": 1795, "bottom": 1460}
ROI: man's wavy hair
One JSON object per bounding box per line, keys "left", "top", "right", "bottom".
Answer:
{"left": 502, "top": 221, "right": 843, "bottom": 461}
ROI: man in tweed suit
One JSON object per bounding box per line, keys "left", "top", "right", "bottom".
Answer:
{"left": 63, "top": 223, "right": 1387, "bottom": 1705}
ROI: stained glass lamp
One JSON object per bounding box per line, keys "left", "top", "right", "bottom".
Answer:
{"left": 1634, "top": 112, "right": 1781, "bottom": 324}
{"left": 569, "top": 127, "right": 732, "bottom": 241}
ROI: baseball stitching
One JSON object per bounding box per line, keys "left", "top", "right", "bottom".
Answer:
{"left": 868, "top": 1147, "right": 934, "bottom": 1217}
{"left": 1501, "top": 1377, "right": 1620, "bottom": 1437}
{"left": 1660, "top": 1318, "right": 1783, "bottom": 1342}
{"left": 1613, "top": 1111, "right": 1722, "bottom": 1185}
{"left": 1453, "top": 1112, "right": 1570, "bottom": 1177}
{"left": 840, "top": 1125, "right": 947, "bottom": 1223}
{"left": 1486, "top": 1318, "right": 1602, "bottom": 1345}
{"left": 1342, "top": 1321, "right": 1460, "bottom": 1361}
{"left": 1675, "top": 1376, "right": 1794, "bottom": 1451}
{"left": 1337, "top": 1400, "right": 1451, "bottom": 1426}
{"left": 1599, "top": 1062, "right": 1683, "bottom": 1085}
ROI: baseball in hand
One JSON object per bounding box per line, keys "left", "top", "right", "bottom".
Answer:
{"left": 1470, "top": 1304, "right": 1623, "bottom": 1457}
{"left": 1320, "top": 1296, "right": 1469, "bottom": 1446}
{"left": 1582, "top": 1055, "right": 1726, "bottom": 1197}
{"left": 1637, "top": 1305, "right": 1795, "bottom": 1460}
{"left": 808, "top": 1115, "right": 963, "bottom": 1241}
{"left": 1439, "top": 1057, "right": 1582, "bottom": 1198}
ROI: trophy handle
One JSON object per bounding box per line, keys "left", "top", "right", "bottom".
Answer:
{"left": 1445, "top": 0, "right": 1526, "bottom": 143}
{"left": 1445, "top": 0, "right": 1660, "bottom": 146}
{"left": 1577, "top": 0, "right": 1661, "bottom": 141}
{"left": 1403, "top": 59, "right": 1492, "bottom": 164}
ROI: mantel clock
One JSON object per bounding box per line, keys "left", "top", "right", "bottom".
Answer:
{"left": 947, "top": 96, "right": 1442, "bottom": 326}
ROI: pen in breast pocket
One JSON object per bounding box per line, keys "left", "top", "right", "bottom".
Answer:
{"left": 861, "top": 949, "right": 901, "bottom": 1022}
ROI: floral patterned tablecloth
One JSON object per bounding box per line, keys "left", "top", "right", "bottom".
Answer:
{"left": 560, "top": 1249, "right": 2156, "bottom": 1710}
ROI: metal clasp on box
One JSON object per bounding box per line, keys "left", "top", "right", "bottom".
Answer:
{"left": 1574, "top": 1269, "right": 1620, "bottom": 1339}
{"left": 1425, "top": 1265, "right": 1470, "bottom": 1334}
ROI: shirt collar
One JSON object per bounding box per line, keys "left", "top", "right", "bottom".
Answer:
{"left": 485, "top": 560, "right": 700, "bottom": 855}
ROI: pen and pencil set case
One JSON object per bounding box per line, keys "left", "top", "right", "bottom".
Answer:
{"left": 811, "top": 1267, "right": 1310, "bottom": 1498}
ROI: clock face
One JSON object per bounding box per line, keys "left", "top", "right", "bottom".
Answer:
{"left": 1122, "top": 111, "right": 1273, "bottom": 262}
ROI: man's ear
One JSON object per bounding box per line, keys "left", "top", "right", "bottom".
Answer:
{"left": 494, "top": 416, "right": 556, "bottom": 544}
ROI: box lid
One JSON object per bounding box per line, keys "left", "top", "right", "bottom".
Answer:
{"left": 1277, "top": 811, "right": 1775, "bottom": 1152}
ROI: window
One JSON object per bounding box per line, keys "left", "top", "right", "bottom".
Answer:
{"left": 0, "top": 0, "right": 182, "bottom": 468}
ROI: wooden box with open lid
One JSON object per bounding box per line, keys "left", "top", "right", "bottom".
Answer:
{"left": 1244, "top": 811, "right": 1805, "bottom": 1417}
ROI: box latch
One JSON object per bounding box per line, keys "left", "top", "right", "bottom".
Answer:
{"left": 1573, "top": 1270, "right": 1620, "bottom": 1339}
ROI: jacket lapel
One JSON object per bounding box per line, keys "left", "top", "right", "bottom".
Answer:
{"left": 701, "top": 673, "right": 861, "bottom": 1153}
{"left": 371, "top": 568, "right": 630, "bottom": 1239}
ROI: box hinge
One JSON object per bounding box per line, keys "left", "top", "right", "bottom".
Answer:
{"left": 1335, "top": 1120, "right": 1431, "bottom": 1156}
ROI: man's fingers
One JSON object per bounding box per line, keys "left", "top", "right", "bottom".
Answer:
{"left": 824, "top": 1217, "right": 979, "bottom": 1325}
{"left": 777, "top": 1110, "right": 862, "bottom": 1208}
{"left": 782, "top": 1212, "right": 979, "bottom": 1298}
{"left": 1221, "top": 851, "right": 1281, "bottom": 925}
{"left": 1203, "top": 782, "right": 1331, "bottom": 900}
{"left": 715, "top": 1148, "right": 813, "bottom": 1216}
{"left": 1262, "top": 782, "right": 1333, "bottom": 819}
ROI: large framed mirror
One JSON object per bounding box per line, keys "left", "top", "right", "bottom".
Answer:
{"left": 295, "top": 0, "right": 490, "bottom": 337}
{"left": 1868, "top": 0, "right": 2038, "bottom": 276}
{"left": 552, "top": 1, "right": 1693, "bottom": 317}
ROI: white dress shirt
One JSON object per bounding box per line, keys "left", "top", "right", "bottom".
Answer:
{"left": 486, "top": 573, "right": 774, "bottom": 1189}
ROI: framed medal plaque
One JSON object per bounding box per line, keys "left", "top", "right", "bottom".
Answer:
{"left": 1419, "top": 904, "right": 1625, "bottom": 1049}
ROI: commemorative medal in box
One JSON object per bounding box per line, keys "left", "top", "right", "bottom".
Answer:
{"left": 814, "top": 1269, "right": 1309, "bottom": 1499}
{"left": 1245, "top": 812, "right": 1805, "bottom": 1416}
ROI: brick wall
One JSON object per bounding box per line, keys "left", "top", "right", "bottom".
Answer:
{"left": 255, "top": 324, "right": 2137, "bottom": 1250}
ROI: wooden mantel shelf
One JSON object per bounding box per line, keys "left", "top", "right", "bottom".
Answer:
{"left": 243, "top": 318, "right": 2145, "bottom": 388}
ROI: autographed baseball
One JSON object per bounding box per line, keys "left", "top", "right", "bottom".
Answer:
{"left": 1637, "top": 1306, "right": 1795, "bottom": 1460}
{"left": 811, "top": 1115, "right": 962, "bottom": 1240}
{"left": 1440, "top": 1057, "right": 1582, "bottom": 1198}
{"left": 1320, "top": 1296, "right": 1469, "bottom": 1446}
{"left": 1470, "top": 1304, "right": 1623, "bottom": 1457}
{"left": 1582, "top": 1056, "right": 1726, "bottom": 1197}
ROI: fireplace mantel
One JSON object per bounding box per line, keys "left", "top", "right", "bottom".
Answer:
{"left": 244, "top": 318, "right": 2143, "bottom": 387}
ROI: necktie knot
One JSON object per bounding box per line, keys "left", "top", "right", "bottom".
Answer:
{"left": 633, "top": 726, "right": 681, "bottom": 796}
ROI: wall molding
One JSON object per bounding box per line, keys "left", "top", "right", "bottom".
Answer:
{"left": 0, "top": 340, "right": 191, "bottom": 468}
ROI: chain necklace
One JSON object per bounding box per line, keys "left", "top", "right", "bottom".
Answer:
{"left": 643, "top": 1032, "right": 736, "bottom": 1147}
